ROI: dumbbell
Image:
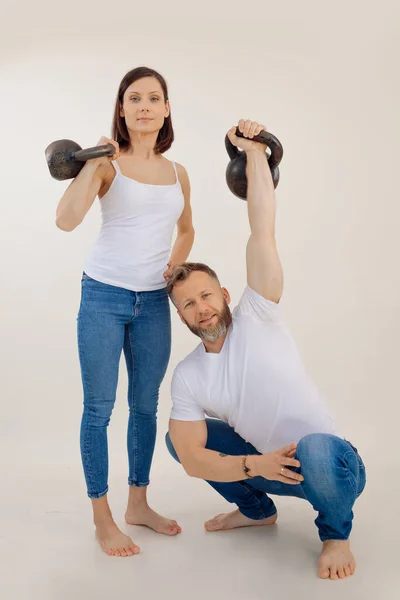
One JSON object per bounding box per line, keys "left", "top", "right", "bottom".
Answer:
{"left": 45, "top": 139, "right": 115, "bottom": 180}
{"left": 225, "top": 129, "right": 284, "bottom": 200}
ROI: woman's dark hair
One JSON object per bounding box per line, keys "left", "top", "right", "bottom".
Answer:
{"left": 111, "top": 67, "right": 174, "bottom": 154}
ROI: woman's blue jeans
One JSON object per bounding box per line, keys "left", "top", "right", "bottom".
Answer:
{"left": 166, "top": 419, "right": 366, "bottom": 541}
{"left": 78, "top": 274, "right": 171, "bottom": 499}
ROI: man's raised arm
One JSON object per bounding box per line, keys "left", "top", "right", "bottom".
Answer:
{"left": 227, "top": 120, "right": 283, "bottom": 303}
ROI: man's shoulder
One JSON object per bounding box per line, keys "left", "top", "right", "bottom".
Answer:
{"left": 174, "top": 344, "right": 203, "bottom": 378}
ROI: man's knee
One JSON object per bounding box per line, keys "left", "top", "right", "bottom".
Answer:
{"left": 165, "top": 432, "right": 181, "bottom": 463}
{"left": 296, "top": 433, "right": 348, "bottom": 482}
{"left": 297, "top": 433, "right": 344, "bottom": 460}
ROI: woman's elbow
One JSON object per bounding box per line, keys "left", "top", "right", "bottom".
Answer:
{"left": 55, "top": 215, "right": 79, "bottom": 232}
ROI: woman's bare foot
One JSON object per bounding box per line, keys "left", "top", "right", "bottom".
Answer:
{"left": 204, "top": 509, "right": 278, "bottom": 532}
{"left": 318, "top": 540, "right": 356, "bottom": 580}
{"left": 95, "top": 516, "right": 140, "bottom": 557}
{"left": 125, "top": 506, "right": 181, "bottom": 536}
{"left": 125, "top": 486, "right": 181, "bottom": 536}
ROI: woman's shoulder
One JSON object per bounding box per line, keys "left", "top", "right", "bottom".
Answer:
{"left": 171, "top": 161, "right": 189, "bottom": 185}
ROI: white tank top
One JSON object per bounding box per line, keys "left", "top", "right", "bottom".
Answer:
{"left": 84, "top": 160, "right": 185, "bottom": 291}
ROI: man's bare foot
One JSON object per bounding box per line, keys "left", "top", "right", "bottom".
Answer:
{"left": 204, "top": 509, "right": 278, "bottom": 532}
{"left": 125, "top": 506, "right": 181, "bottom": 536}
{"left": 95, "top": 517, "right": 140, "bottom": 557}
{"left": 318, "top": 540, "right": 356, "bottom": 580}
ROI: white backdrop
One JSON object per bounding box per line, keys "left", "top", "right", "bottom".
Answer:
{"left": 0, "top": 1, "right": 399, "bottom": 596}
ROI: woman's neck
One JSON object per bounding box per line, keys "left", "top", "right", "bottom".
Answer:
{"left": 123, "top": 132, "right": 160, "bottom": 159}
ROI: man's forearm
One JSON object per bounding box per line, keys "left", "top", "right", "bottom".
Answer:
{"left": 246, "top": 150, "right": 276, "bottom": 238}
{"left": 187, "top": 448, "right": 259, "bottom": 482}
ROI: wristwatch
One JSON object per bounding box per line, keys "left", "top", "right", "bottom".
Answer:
{"left": 242, "top": 456, "right": 254, "bottom": 479}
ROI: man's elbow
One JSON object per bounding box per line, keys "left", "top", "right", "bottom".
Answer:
{"left": 181, "top": 458, "right": 198, "bottom": 478}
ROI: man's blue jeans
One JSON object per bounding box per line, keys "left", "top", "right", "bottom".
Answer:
{"left": 166, "top": 418, "right": 366, "bottom": 541}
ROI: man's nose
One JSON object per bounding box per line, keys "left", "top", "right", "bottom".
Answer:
{"left": 198, "top": 301, "right": 211, "bottom": 315}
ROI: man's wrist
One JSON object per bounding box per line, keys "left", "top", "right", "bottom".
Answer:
{"left": 244, "top": 454, "right": 260, "bottom": 477}
{"left": 245, "top": 147, "right": 266, "bottom": 156}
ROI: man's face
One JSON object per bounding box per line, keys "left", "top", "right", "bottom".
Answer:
{"left": 173, "top": 272, "right": 232, "bottom": 342}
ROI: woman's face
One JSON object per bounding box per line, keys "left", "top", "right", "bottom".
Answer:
{"left": 120, "top": 76, "right": 170, "bottom": 136}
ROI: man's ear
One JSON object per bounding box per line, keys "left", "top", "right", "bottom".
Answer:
{"left": 221, "top": 287, "right": 231, "bottom": 304}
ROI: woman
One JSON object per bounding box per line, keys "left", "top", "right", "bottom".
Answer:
{"left": 55, "top": 67, "right": 194, "bottom": 557}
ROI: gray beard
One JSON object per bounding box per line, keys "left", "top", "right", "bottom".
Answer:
{"left": 198, "top": 319, "right": 228, "bottom": 342}
{"left": 184, "top": 301, "right": 232, "bottom": 342}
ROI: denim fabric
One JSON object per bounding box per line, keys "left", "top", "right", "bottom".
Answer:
{"left": 78, "top": 274, "right": 171, "bottom": 498}
{"left": 166, "top": 418, "right": 366, "bottom": 541}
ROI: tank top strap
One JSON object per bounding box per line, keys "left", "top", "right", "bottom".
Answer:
{"left": 171, "top": 161, "right": 179, "bottom": 184}
{"left": 112, "top": 160, "right": 121, "bottom": 175}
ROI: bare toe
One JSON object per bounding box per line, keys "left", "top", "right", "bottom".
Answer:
{"left": 330, "top": 568, "right": 338, "bottom": 580}
{"left": 318, "top": 569, "right": 330, "bottom": 579}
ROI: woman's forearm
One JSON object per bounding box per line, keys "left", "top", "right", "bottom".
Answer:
{"left": 169, "top": 228, "right": 195, "bottom": 265}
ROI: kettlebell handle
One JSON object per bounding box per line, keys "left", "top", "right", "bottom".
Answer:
{"left": 225, "top": 128, "right": 283, "bottom": 168}
{"left": 74, "top": 144, "right": 115, "bottom": 162}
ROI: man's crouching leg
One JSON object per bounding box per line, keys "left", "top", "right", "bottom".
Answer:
{"left": 296, "top": 433, "right": 366, "bottom": 580}
{"left": 165, "top": 419, "right": 278, "bottom": 531}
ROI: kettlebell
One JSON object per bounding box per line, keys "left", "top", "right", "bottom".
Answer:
{"left": 45, "top": 139, "right": 115, "bottom": 180}
{"left": 225, "top": 129, "right": 284, "bottom": 200}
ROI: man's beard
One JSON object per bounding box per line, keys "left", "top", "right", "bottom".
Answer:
{"left": 183, "top": 300, "right": 232, "bottom": 342}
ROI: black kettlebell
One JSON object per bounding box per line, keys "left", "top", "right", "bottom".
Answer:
{"left": 45, "top": 139, "right": 115, "bottom": 181}
{"left": 225, "top": 129, "right": 284, "bottom": 200}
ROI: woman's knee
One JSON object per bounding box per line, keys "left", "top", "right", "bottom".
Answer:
{"left": 83, "top": 399, "right": 115, "bottom": 427}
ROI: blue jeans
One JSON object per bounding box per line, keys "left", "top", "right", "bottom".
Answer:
{"left": 166, "top": 419, "right": 366, "bottom": 541}
{"left": 78, "top": 274, "right": 171, "bottom": 499}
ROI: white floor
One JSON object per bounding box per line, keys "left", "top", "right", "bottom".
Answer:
{"left": 1, "top": 428, "right": 398, "bottom": 600}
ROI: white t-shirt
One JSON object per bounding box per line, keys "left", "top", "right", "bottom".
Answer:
{"left": 170, "top": 285, "right": 339, "bottom": 454}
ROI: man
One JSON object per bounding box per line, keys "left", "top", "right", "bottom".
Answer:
{"left": 165, "top": 120, "right": 366, "bottom": 580}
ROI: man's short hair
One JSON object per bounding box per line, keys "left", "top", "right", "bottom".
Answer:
{"left": 166, "top": 262, "right": 220, "bottom": 300}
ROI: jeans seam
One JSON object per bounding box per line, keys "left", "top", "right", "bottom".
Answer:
{"left": 78, "top": 309, "right": 97, "bottom": 496}
{"left": 128, "top": 325, "right": 138, "bottom": 484}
